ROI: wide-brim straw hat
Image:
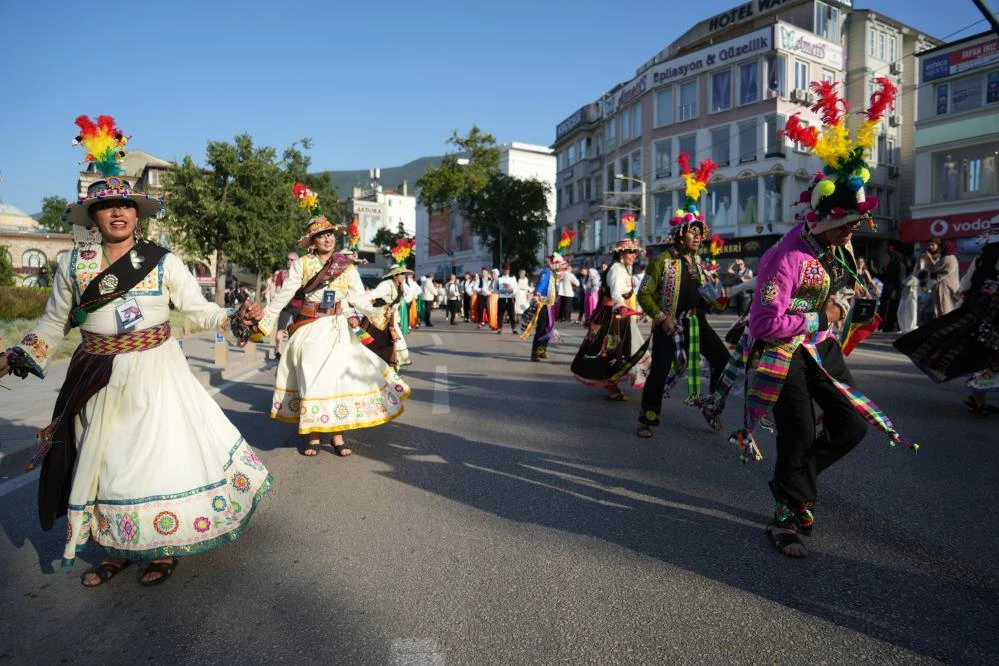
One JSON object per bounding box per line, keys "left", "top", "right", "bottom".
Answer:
{"left": 382, "top": 265, "right": 414, "bottom": 279}
{"left": 63, "top": 176, "right": 164, "bottom": 226}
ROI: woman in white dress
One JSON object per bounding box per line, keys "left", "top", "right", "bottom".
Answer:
{"left": 1, "top": 141, "right": 270, "bottom": 588}
{"left": 515, "top": 269, "right": 531, "bottom": 315}
{"left": 255, "top": 207, "right": 410, "bottom": 458}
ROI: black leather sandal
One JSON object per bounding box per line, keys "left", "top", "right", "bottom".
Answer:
{"left": 140, "top": 558, "right": 178, "bottom": 587}
{"left": 81, "top": 559, "right": 132, "bottom": 588}
{"left": 333, "top": 442, "right": 352, "bottom": 457}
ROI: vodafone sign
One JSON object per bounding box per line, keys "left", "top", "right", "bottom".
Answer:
{"left": 901, "top": 211, "right": 999, "bottom": 242}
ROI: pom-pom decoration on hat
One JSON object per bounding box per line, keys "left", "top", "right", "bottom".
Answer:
{"left": 781, "top": 78, "right": 897, "bottom": 234}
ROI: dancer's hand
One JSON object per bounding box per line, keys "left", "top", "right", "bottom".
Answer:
{"left": 347, "top": 316, "right": 360, "bottom": 328}
{"left": 824, "top": 299, "right": 845, "bottom": 324}
{"left": 654, "top": 312, "right": 676, "bottom": 331}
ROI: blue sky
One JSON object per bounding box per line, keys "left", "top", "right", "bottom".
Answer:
{"left": 0, "top": 0, "right": 991, "bottom": 214}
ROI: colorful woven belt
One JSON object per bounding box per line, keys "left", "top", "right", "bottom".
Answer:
{"left": 80, "top": 322, "right": 171, "bottom": 355}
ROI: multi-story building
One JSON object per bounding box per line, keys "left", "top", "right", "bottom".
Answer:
{"left": 414, "top": 142, "right": 556, "bottom": 279}
{"left": 906, "top": 31, "right": 999, "bottom": 262}
{"left": 349, "top": 177, "right": 417, "bottom": 278}
{"left": 552, "top": 0, "right": 937, "bottom": 271}
{"left": 0, "top": 202, "right": 73, "bottom": 287}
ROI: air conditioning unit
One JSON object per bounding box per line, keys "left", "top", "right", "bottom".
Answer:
{"left": 890, "top": 61, "right": 904, "bottom": 75}
{"left": 789, "top": 89, "right": 807, "bottom": 104}
{"left": 890, "top": 166, "right": 900, "bottom": 178}
{"left": 804, "top": 91, "right": 816, "bottom": 104}
{"left": 888, "top": 115, "right": 903, "bottom": 127}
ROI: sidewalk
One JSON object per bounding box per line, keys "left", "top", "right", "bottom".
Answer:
{"left": 0, "top": 332, "right": 271, "bottom": 471}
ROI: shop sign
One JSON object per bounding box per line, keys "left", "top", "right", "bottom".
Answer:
{"left": 901, "top": 211, "right": 999, "bottom": 242}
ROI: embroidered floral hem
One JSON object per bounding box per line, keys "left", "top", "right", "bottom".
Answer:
{"left": 61, "top": 438, "right": 271, "bottom": 568}
{"left": 271, "top": 377, "right": 411, "bottom": 434}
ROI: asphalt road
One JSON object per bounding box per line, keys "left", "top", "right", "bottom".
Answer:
{"left": 0, "top": 317, "right": 996, "bottom": 665}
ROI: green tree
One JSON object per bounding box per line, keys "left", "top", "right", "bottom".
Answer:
{"left": 164, "top": 135, "right": 337, "bottom": 304}
{"left": 465, "top": 173, "right": 551, "bottom": 273}
{"left": 0, "top": 244, "right": 15, "bottom": 287}
{"left": 370, "top": 222, "right": 414, "bottom": 266}
{"left": 418, "top": 127, "right": 549, "bottom": 271}
{"left": 38, "top": 195, "right": 71, "bottom": 233}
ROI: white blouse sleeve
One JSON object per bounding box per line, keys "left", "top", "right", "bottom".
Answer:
{"left": 607, "top": 264, "right": 632, "bottom": 307}
{"left": 9, "top": 253, "right": 75, "bottom": 378}
{"left": 164, "top": 254, "right": 228, "bottom": 331}
{"left": 257, "top": 260, "right": 305, "bottom": 336}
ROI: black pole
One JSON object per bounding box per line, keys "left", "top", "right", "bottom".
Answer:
{"left": 972, "top": 0, "right": 999, "bottom": 35}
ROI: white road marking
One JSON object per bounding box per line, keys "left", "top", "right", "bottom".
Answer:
{"left": 432, "top": 365, "right": 450, "bottom": 414}
{"left": 431, "top": 333, "right": 443, "bottom": 346}
{"left": 389, "top": 638, "right": 445, "bottom": 665}
{"left": 207, "top": 365, "right": 267, "bottom": 396}
{"left": 0, "top": 469, "right": 39, "bottom": 498}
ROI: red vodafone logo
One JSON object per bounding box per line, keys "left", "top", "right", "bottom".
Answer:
{"left": 902, "top": 211, "right": 998, "bottom": 242}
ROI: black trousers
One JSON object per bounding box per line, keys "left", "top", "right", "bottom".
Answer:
{"left": 462, "top": 294, "right": 471, "bottom": 321}
{"left": 532, "top": 306, "right": 551, "bottom": 357}
{"left": 498, "top": 298, "right": 516, "bottom": 330}
{"left": 422, "top": 300, "right": 433, "bottom": 326}
{"left": 447, "top": 299, "right": 461, "bottom": 324}
{"left": 640, "top": 312, "right": 729, "bottom": 416}
{"left": 558, "top": 295, "right": 573, "bottom": 322}
{"left": 770, "top": 338, "right": 868, "bottom": 507}
{"left": 476, "top": 295, "right": 490, "bottom": 324}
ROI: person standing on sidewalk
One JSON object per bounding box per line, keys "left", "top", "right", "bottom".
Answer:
{"left": 1, "top": 118, "right": 270, "bottom": 588}
{"left": 254, "top": 184, "right": 410, "bottom": 458}
{"left": 476, "top": 267, "right": 493, "bottom": 328}
{"left": 495, "top": 263, "right": 518, "bottom": 334}
{"left": 556, "top": 265, "right": 580, "bottom": 323}
{"left": 461, "top": 272, "right": 475, "bottom": 322}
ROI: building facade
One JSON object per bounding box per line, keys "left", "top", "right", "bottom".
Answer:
{"left": 907, "top": 31, "right": 999, "bottom": 262}
{"left": 552, "top": 0, "right": 936, "bottom": 270}
{"left": 0, "top": 203, "right": 73, "bottom": 287}
{"left": 349, "top": 179, "right": 417, "bottom": 279}
{"left": 414, "top": 142, "right": 556, "bottom": 279}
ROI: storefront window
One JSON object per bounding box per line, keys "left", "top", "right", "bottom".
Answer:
{"left": 951, "top": 74, "right": 983, "bottom": 113}
{"left": 705, "top": 182, "right": 733, "bottom": 228}
{"left": 737, "top": 178, "right": 759, "bottom": 226}
{"left": 934, "top": 142, "right": 999, "bottom": 201}
{"left": 762, "top": 174, "right": 785, "bottom": 223}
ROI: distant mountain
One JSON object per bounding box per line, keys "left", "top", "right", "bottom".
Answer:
{"left": 318, "top": 155, "right": 447, "bottom": 198}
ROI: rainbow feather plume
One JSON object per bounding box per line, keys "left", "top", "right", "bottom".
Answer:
{"left": 391, "top": 238, "right": 415, "bottom": 266}
{"left": 73, "top": 114, "right": 129, "bottom": 176}
{"left": 557, "top": 228, "right": 576, "bottom": 252}
{"left": 347, "top": 215, "right": 360, "bottom": 250}
{"left": 621, "top": 213, "right": 637, "bottom": 239}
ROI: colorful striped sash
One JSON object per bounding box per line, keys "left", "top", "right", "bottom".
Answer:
{"left": 80, "top": 322, "right": 171, "bottom": 355}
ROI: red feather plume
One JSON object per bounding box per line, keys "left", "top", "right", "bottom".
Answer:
{"left": 780, "top": 115, "right": 819, "bottom": 149}
{"left": 695, "top": 159, "right": 719, "bottom": 185}
{"left": 677, "top": 152, "right": 692, "bottom": 176}
{"left": 809, "top": 80, "right": 848, "bottom": 126}
{"left": 862, "top": 77, "right": 898, "bottom": 122}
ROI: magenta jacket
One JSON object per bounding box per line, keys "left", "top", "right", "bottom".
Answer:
{"left": 749, "top": 223, "right": 841, "bottom": 344}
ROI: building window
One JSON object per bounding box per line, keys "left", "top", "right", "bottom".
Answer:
{"left": 565, "top": 184, "right": 574, "bottom": 206}
{"left": 711, "top": 126, "right": 730, "bottom": 166}
{"left": 568, "top": 144, "right": 577, "bottom": 165}
{"left": 706, "top": 182, "right": 733, "bottom": 228}
{"left": 737, "top": 178, "right": 759, "bottom": 226}
{"left": 989, "top": 71, "right": 999, "bottom": 104}
{"left": 654, "top": 192, "right": 674, "bottom": 234}
{"left": 767, "top": 55, "right": 786, "bottom": 98}
{"left": 877, "top": 134, "right": 888, "bottom": 165}
{"left": 764, "top": 114, "right": 785, "bottom": 156}
{"left": 22, "top": 249, "right": 46, "bottom": 268}
{"left": 606, "top": 165, "right": 616, "bottom": 195}
{"left": 815, "top": 2, "right": 839, "bottom": 42}
{"left": 951, "top": 74, "right": 983, "bottom": 113}
{"left": 869, "top": 28, "right": 876, "bottom": 57}
{"left": 933, "top": 142, "right": 999, "bottom": 202}
{"left": 935, "top": 83, "right": 949, "bottom": 115}
{"left": 606, "top": 118, "right": 616, "bottom": 150}
{"left": 556, "top": 188, "right": 562, "bottom": 209}
{"left": 632, "top": 101, "right": 642, "bottom": 139}
{"left": 655, "top": 87, "right": 673, "bottom": 126}
{"left": 22, "top": 275, "right": 43, "bottom": 287}
{"left": 711, "top": 69, "right": 732, "bottom": 113}
{"left": 678, "top": 133, "right": 696, "bottom": 161}
{"left": 738, "top": 120, "right": 758, "bottom": 163}
{"left": 821, "top": 69, "right": 835, "bottom": 83}
{"left": 791, "top": 119, "right": 811, "bottom": 153}
{"left": 889, "top": 36, "right": 897, "bottom": 64}
{"left": 678, "top": 80, "right": 698, "bottom": 121}
{"left": 879, "top": 32, "right": 885, "bottom": 60}
{"left": 620, "top": 107, "right": 631, "bottom": 144}
{"left": 739, "top": 61, "right": 759, "bottom": 105}
{"left": 584, "top": 178, "right": 592, "bottom": 201}
{"left": 654, "top": 140, "right": 672, "bottom": 180}
{"left": 884, "top": 189, "right": 895, "bottom": 217}
{"left": 619, "top": 157, "right": 630, "bottom": 187}
{"left": 794, "top": 61, "right": 809, "bottom": 92}
{"left": 762, "top": 174, "right": 784, "bottom": 224}
{"left": 630, "top": 151, "right": 642, "bottom": 183}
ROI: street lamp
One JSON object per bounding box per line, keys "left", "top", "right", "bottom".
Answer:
{"left": 614, "top": 174, "right": 646, "bottom": 242}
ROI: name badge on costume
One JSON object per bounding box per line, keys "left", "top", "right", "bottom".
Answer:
{"left": 850, "top": 298, "right": 878, "bottom": 325}
{"left": 320, "top": 289, "right": 337, "bottom": 310}
{"left": 115, "top": 298, "right": 145, "bottom": 329}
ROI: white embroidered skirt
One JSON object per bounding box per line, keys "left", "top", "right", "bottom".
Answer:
{"left": 271, "top": 314, "right": 410, "bottom": 434}
{"left": 64, "top": 337, "right": 272, "bottom": 567}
